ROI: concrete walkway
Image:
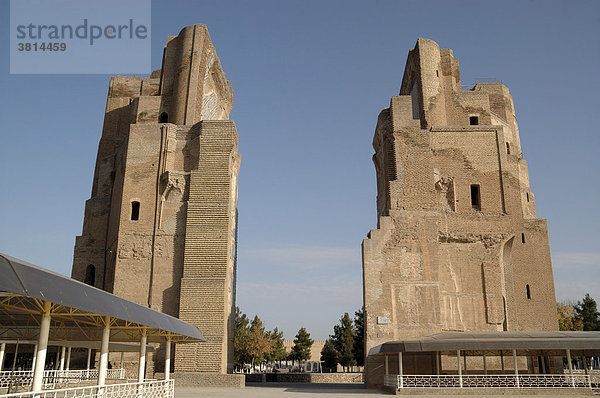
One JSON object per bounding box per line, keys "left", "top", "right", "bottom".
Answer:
{"left": 175, "top": 383, "right": 585, "bottom": 397}
{"left": 176, "top": 383, "right": 380, "bottom": 397}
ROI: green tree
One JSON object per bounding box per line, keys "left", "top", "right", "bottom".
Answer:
{"left": 290, "top": 327, "right": 313, "bottom": 371}
{"left": 353, "top": 307, "right": 365, "bottom": 367}
{"left": 557, "top": 302, "right": 583, "bottom": 331}
{"left": 575, "top": 294, "right": 600, "bottom": 331}
{"left": 244, "top": 315, "right": 274, "bottom": 369}
{"left": 332, "top": 312, "right": 356, "bottom": 372}
{"left": 266, "top": 327, "right": 287, "bottom": 366}
{"left": 320, "top": 339, "right": 339, "bottom": 372}
{"left": 233, "top": 307, "right": 250, "bottom": 369}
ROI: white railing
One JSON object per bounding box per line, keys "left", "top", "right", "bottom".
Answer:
{"left": 0, "top": 371, "right": 34, "bottom": 389}
{"left": 0, "top": 379, "right": 173, "bottom": 398}
{"left": 0, "top": 369, "right": 126, "bottom": 389}
{"left": 385, "top": 374, "right": 595, "bottom": 389}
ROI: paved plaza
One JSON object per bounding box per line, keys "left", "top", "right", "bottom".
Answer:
{"left": 175, "top": 383, "right": 581, "bottom": 397}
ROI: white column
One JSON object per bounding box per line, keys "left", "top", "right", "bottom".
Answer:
{"left": 500, "top": 351, "right": 505, "bottom": 372}
{"left": 164, "top": 336, "right": 171, "bottom": 381}
{"left": 66, "top": 347, "right": 72, "bottom": 370}
{"left": 32, "top": 301, "right": 52, "bottom": 392}
{"left": 12, "top": 341, "right": 19, "bottom": 370}
{"left": 0, "top": 342, "right": 5, "bottom": 371}
{"left": 566, "top": 348, "right": 575, "bottom": 388}
{"left": 583, "top": 352, "right": 592, "bottom": 389}
{"left": 120, "top": 352, "right": 125, "bottom": 369}
{"left": 54, "top": 348, "right": 59, "bottom": 370}
{"left": 31, "top": 344, "right": 38, "bottom": 371}
{"left": 457, "top": 350, "right": 463, "bottom": 388}
{"left": 384, "top": 355, "right": 389, "bottom": 375}
{"left": 512, "top": 349, "right": 519, "bottom": 388}
{"left": 59, "top": 346, "right": 66, "bottom": 370}
{"left": 436, "top": 352, "right": 440, "bottom": 375}
{"left": 398, "top": 352, "right": 403, "bottom": 389}
{"left": 98, "top": 315, "right": 111, "bottom": 387}
{"left": 86, "top": 348, "right": 91, "bottom": 370}
{"left": 482, "top": 353, "right": 487, "bottom": 375}
{"left": 138, "top": 328, "right": 147, "bottom": 383}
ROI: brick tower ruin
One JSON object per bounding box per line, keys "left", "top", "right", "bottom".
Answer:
{"left": 362, "top": 38, "right": 558, "bottom": 384}
{"left": 71, "top": 25, "right": 240, "bottom": 380}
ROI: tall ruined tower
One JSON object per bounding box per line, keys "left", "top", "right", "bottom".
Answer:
{"left": 362, "top": 39, "right": 557, "bottom": 384}
{"left": 71, "top": 25, "right": 240, "bottom": 376}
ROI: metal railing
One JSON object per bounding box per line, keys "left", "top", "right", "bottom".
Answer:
{"left": 1, "top": 369, "right": 126, "bottom": 390}
{"left": 0, "top": 379, "right": 173, "bottom": 398}
{"left": 384, "top": 374, "right": 596, "bottom": 389}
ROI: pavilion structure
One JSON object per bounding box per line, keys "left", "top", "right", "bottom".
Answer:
{"left": 369, "top": 331, "right": 600, "bottom": 393}
{"left": 0, "top": 254, "right": 205, "bottom": 397}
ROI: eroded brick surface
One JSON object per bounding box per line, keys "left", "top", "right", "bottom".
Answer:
{"left": 362, "top": 38, "right": 557, "bottom": 386}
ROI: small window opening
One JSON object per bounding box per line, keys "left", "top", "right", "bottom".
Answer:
{"left": 470, "top": 184, "right": 481, "bottom": 210}
{"left": 84, "top": 264, "right": 96, "bottom": 286}
{"left": 521, "top": 233, "right": 525, "bottom": 244}
{"left": 526, "top": 192, "right": 530, "bottom": 202}
{"left": 526, "top": 284, "right": 531, "bottom": 299}
{"left": 436, "top": 70, "right": 439, "bottom": 77}
{"left": 506, "top": 142, "right": 511, "bottom": 154}
{"left": 469, "top": 116, "right": 479, "bottom": 125}
{"left": 159, "top": 112, "right": 169, "bottom": 123}
{"left": 131, "top": 201, "right": 140, "bottom": 221}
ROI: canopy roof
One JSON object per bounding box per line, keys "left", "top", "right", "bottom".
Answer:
{"left": 369, "top": 331, "right": 600, "bottom": 356}
{"left": 0, "top": 254, "right": 205, "bottom": 343}
{"left": 0, "top": 339, "right": 155, "bottom": 352}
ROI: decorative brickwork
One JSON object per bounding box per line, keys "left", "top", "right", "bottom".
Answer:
{"left": 72, "top": 25, "right": 240, "bottom": 378}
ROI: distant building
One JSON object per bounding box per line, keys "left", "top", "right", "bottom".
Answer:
{"left": 362, "top": 38, "right": 557, "bottom": 386}
{"left": 71, "top": 25, "right": 241, "bottom": 384}
{"left": 283, "top": 339, "right": 325, "bottom": 370}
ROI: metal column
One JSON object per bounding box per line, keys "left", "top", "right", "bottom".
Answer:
{"left": 32, "top": 301, "right": 51, "bottom": 392}
{"left": 164, "top": 335, "right": 171, "bottom": 381}
{"left": 457, "top": 350, "right": 463, "bottom": 388}
{"left": 138, "top": 327, "right": 147, "bottom": 383}
{"left": 98, "top": 315, "right": 111, "bottom": 387}
{"left": 512, "top": 349, "right": 519, "bottom": 388}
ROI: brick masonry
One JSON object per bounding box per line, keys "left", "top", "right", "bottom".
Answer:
{"left": 71, "top": 25, "right": 240, "bottom": 380}
{"left": 362, "top": 38, "right": 558, "bottom": 386}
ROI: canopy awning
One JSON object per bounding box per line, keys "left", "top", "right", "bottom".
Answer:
{"left": 0, "top": 254, "right": 205, "bottom": 343}
{"left": 0, "top": 339, "right": 155, "bottom": 352}
{"left": 369, "top": 331, "right": 600, "bottom": 356}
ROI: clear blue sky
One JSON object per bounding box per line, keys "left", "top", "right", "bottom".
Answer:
{"left": 1, "top": 0, "right": 598, "bottom": 339}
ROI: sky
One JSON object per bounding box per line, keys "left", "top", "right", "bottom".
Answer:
{"left": 0, "top": 0, "right": 599, "bottom": 340}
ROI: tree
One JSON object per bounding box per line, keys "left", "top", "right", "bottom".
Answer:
{"left": 575, "top": 294, "right": 600, "bottom": 331}
{"left": 233, "top": 307, "right": 250, "bottom": 369}
{"left": 233, "top": 310, "right": 275, "bottom": 372}
{"left": 266, "top": 327, "right": 287, "bottom": 366}
{"left": 332, "top": 313, "right": 356, "bottom": 372}
{"left": 557, "top": 302, "right": 583, "bottom": 331}
{"left": 290, "top": 327, "right": 313, "bottom": 371}
{"left": 353, "top": 307, "right": 365, "bottom": 367}
{"left": 320, "top": 339, "right": 339, "bottom": 372}
{"left": 244, "top": 315, "right": 274, "bottom": 369}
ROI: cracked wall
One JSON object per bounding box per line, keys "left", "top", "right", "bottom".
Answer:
{"left": 362, "top": 38, "right": 557, "bottom": 386}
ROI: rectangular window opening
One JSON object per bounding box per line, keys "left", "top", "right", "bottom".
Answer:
{"left": 521, "top": 232, "right": 525, "bottom": 244}
{"left": 469, "top": 116, "right": 479, "bottom": 125}
{"left": 526, "top": 284, "right": 531, "bottom": 299}
{"left": 526, "top": 192, "right": 530, "bottom": 202}
{"left": 470, "top": 184, "right": 481, "bottom": 210}
{"left": 131, "top": 201, "right": 140, "bottom": 221}
{"left": 506, "top": 142, "right": 511, "bottom": 154}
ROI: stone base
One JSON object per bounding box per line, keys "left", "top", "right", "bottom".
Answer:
{"left": 171, "top": 372, "right": 245, "bottom": 388}
{"left": 386, "top": 387, "right": 593, "bottom": 395}
{"left": 246, "top": 372, "right": 364, "bottom": 384}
